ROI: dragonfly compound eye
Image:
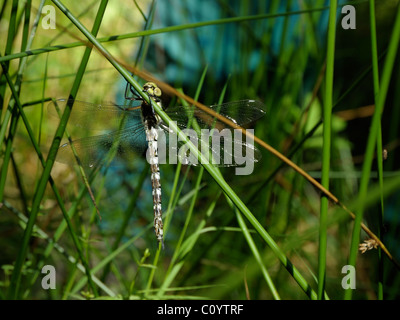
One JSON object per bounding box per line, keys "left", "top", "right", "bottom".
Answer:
{"left": 143, "top": 82, "right": 161, "bottom": 98}
{"left": 153, "top": 87, "right": 162, "bottom": 97}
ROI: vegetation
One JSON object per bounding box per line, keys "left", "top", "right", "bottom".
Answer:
{"left": 0, "top": 0, "right": 400, "bottom": 300}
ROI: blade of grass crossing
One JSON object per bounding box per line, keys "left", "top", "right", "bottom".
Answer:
{"left": 1, "top": 1, "right": 68, "bottom": 299}
{"left": 345, "top": 1, "right": 400, "bottom": 300}
{"left": 7, "top": 0, "right": 110, "bottom": 299}
{"left": 234, "top": 205, "right": 281, "bottom": 300}
{"left": 0, "top": 5, "right": 349, "bottom": 65}
{"left": 163, "top": 123, "right": 317, "bottom": 298}
{"left": 1, "top": 66, "right": 99, "bottom": 299}
{"left": 100, "top": 165, "right": 149, "bottom": 282}
{"left": 166, "top": 71, "right": 209, "bottom": 270}
{"left": 0, "top": 0, "right": 18, "bottom": 110}
{"left": 49, "top": 0, "right": 319, "bottom": 299}
{"left": 0, "top": 0, "right": 33, "bottom": 202}
{"left": 318, "top": 0, "right": 337, "bottom": 300}
{"left": 20, "top": 1, "right": 32, "bottom": 52}
{"left": 4, "top": 202, "right": 116, "bottom": 298}
{"left": 149, "top": 68, "right": 209, "bottom": 294}
{"left": 0, "top": 0, "right": 21, "bottom": 201}
{"left": 155, "top": 169, "right": 204, "bottom": 298}
{"left": 368, "top": 0, "right": 384, "bottom": 300}
{"left": 24, "top": 169, "right": 98, "bottom": 298}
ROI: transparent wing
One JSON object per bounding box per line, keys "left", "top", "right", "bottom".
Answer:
{"left": 163, "top": 100, "right": 265, "bottom": 167}
{"left": 49, "top": 99, "right": 264, "bottom": 168}
{"left": 165, "top": 130, "right": 262, "bottom": 167}
{"left": 48, "top": 99, "right": 147, "bottom": 167}
{"left": 165, "top": 100, "right": 266, "bottom": 130}
{"left": 55, "top": 124, "right": 147, "bottom": 167}
{"left": 48, "top": 99, "right": 143, "bottom": 132}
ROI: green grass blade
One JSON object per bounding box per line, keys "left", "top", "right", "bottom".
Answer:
{"left": 235, "top": 208, "right": 281, "bottom": 300}
{"left": 345, "top": 1, "right": 400, "bottom": 300}
{"left": 318, "top": 0, "right": 337, "bottom": 300}
{"left": 152, "top": 105, "right": 317, "bottom": 299}
{"left": 368, "top": 0, "right": 384, "bottom": 300}
{"left": 7, "top": 0, "right": 110, "bottom": 299}
{"left": 99, "top": 165, "right": 149, "bottom": 281}
{"left": 0, "top": 0, "right": 18, "bottom": 109}
{"left": 0, "top": 5, "right": 339, "bottom": 65}
{"left": 4, "top": 201, "right": 116, "bottom": 298}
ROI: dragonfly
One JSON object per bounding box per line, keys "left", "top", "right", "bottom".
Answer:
{"left": 48, "top": 82, "right": 266, "bottom": 247}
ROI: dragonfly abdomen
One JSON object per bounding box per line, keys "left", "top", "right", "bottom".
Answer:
{"left": 145, "top": 123, "right": 164, "bottom": 247}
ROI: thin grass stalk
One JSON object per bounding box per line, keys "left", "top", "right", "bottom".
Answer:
{"left": 48, "top": 0, "right": 382, "bottom": 298}
{"left": 0, "top": 91, "right": 17, "bottom": 203}
{"left": 25, "top": 169, "right": 97, "bottom": 297}
{"left": 100, "top": 165, "right": 149, "bottom": 281}
{"left": 44, "top": 192, "right": 147, "bottom": 297}
{"left": 1, "top": 64, "right": 99, "bottom": 299}
{"left": 159, "top": 124, "right": 317, "bottom": 298}
{"left": 159, "top": 75, "right": 229, "bottom": 293}
{"left": 1, "top": 3, "right": 32, "bottom": 199}
{"left": 0, "top": 0, "right": 34, "bottom": 201}
{"left": 20, "top": 1, "right": 31, "bottom": 52}
{"left": 133, "top": 0, "right": 157, "bottom": 68}
{"left": 0, "top": 0, "right": 18, "bottom": 109}
{"left": 162, "top": 155, "right": 184, "bottom": 242}
{"left": 10, "top": 153, "right": 29, "bottom": 216}
{"left": 235, "top": 207, "right": 281, "bottom": 300}
{"left": 36, "top": 0, "right": 49, "bottom": 146}
{"left": 4, "top": 201, "right": 115, "bottom": 298}
{"left": 19, "top": 9, "right": 96, "bottom": 294}
{"left": 71, "top": 232, "right": 140, "bottom": 296}
{"left": 147, "top": 129, "right": 195, "bottom": 292}
{"left": 156, "top": 171, "right": 204, "bottom": 298}
{"left": 145, "top": 69, "right": 208, "bottom": 293}
{"left": 171, "top": 194, "right": 222, "bottom": 293}
{"left": 386, "top": 63, "right": 400, "bottom": 171}
{"left": 15, "top": 0, "right": 98, "bottom": 76}
{"left": 249, "top": 1, "right": 277, "bottom": 92}
{"left": 37, "top": 52, "right": 48, "bottom": 148}
{"left": 276, "top": 176, "right": 400, "bottom": 287}
{"left": 368, "top": 0, "right": 384, "bottom": 300}
{"left": 153, "top": 78, "right": 397, "bottom": 267}
{"left": 165, "top": 70, "right": 208, "bottom": 275}
{"left": 162, "top": 74, "right": 228, "bottom": 286}
{"left": 0, "top": 5, "right": 347, "bottom": 65}
{"left": 144, "top": 170, "right": 195, "bottom": 293}
{"left": 179, "top": 191, "right": 221, "bottom": 259}
{"left": 345, "top": 1, "right": 400, "bottom": 300}
{"left": 0, "top": 0, "right": 8, "bottom": 21}
{"left": 318, "top": 0, "right": 336, "bottom": 300}
{"left": 129, "top": 249, "right": 153, "bottom": 297}
{"left": 0, "top": 0, "right": 19, "bottom": 169}
{"left": 154, "top": 61, "right": 399, "bottom": 268}
{"left": 145, "top": 168, "right": 187, "bottom": 292}
{"left": 7, "top": 0, "right": 110, "bottom": 299}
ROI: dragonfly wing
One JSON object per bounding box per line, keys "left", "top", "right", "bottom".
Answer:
{"left": 163, "top": 128, "right": 262, "bottom": 167}
{"left": 165, "top": 100, "right": 265, "bottom": 130}
{"left": 48, "top": 99, "right": 143, "bottom": 132}
{"left": 55, "top": 124, "right": 147, "bottom": 167}
{"left": 161, "top": 100, "right": 264, "bottom": 167}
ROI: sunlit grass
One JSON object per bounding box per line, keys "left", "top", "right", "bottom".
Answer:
{"left": 0, "top": 0, "right": 400, "bottom": 300}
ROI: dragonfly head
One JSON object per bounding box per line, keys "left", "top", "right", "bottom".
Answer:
{"left": 143, "top": 82, "right": 162, "bottom": 99}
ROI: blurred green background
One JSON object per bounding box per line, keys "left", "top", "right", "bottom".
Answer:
{"left": 1, "top": 0, "right": 400, "bottom": 300}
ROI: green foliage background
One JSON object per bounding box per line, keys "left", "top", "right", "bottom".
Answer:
{"left": 0, "top": 0, "right": 400, "bottom": 300}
